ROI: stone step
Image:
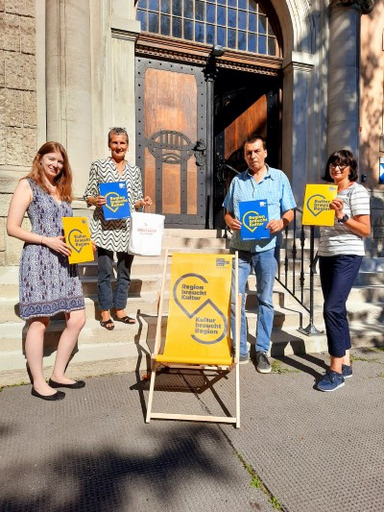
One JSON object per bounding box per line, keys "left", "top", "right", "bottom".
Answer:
{"left": 1, "top": 308, "right": 382, "bottom": 387}
{"left": 355, "top": 272, "right": 384, "bottom": 286}
{"left": 249, "top": 275, "right": 384, "bottom": 305}
{"left": 1, "top": 232, "right": 382, "bottom": 386}
{"left": 0, "top": 301, "right": 305, "bottom": 352}
{"left": 0, "top": 292, "right": 161, "bottom": 324}
{"left": 80, "top": 275, "right": 161, "bottom": 297}
{"left": 2, "top": 280, "right": 381, "bottom": 324}
{"left": 1, "top": 268, "right": 382, "bottom": 328}
{"left": 0, "top": 319, "right": 148, "bottom": 387}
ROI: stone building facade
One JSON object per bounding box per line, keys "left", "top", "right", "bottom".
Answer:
{"left": 0, "top": 0, "right": 383, "bottom": 266}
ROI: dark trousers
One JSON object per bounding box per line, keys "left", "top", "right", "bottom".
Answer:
{"left": 97, "top": 247, "right": 134, "bottom": 311}
{"left": 319, "top": 255, "right": 363, "bottom": 358}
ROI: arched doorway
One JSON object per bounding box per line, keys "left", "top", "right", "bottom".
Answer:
{"left": 135, "top": 0, "right": 283, "bottom": 228}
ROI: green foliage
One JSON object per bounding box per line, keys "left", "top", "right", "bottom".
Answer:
{"left": 271, "top": 360, "right": 300, "bottom": 374}
{"left": 236, "top": 450, "right": 284, "bottom": 510}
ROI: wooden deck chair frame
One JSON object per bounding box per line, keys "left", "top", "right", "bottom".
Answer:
{"left": 146, "top": 250, "right": 241, "bottom": 428}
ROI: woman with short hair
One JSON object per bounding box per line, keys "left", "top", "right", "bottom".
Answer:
{"left": 317, "top": 149, "right": 371, "bottom": 392}
{"left": 84, "top": 128, "right": 152, "bottom": 330}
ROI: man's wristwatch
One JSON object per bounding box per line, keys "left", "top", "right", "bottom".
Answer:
{"left": 338, "top": 214, "right": 349, "bottom": 224}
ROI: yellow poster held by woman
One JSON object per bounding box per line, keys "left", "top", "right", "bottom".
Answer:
{"left": 302, "top": 184, "right": 338, "bottom": 226}
{"left": 62, "top": 217, "right": 94, "bottom": 264}
{"left": 157, "top": 253, "right": 233, "bottom": 366}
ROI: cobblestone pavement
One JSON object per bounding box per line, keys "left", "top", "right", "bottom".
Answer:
{"left": 1, "top": 347, "right": 384, "bottom": 512}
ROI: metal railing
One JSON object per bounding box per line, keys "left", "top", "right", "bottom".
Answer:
{"left": 276, "top": 209, "right": 323, "bottom": 336}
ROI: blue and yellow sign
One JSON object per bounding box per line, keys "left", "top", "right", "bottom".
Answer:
{"left": 239, "top": 199, "right": 270, "bottom": 240}
{"left": 302, "top": 184, "right": 338, "bottom": 226}
{"left": 100, "top": 181, "right": 130, "bottom": 220}
{"left": 62, "top": 217, "right": 94, "bottom": 264}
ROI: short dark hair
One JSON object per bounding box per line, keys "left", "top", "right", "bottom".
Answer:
{"left": 108, "top": 127, "right": 129, "bottom": 145}
{"left": 244, "top": 134, "right": 267, "bottom": 150}
{"left": 322, "top": 149, "right": 358, "bottom": 182}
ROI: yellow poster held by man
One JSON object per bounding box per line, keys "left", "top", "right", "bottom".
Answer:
{"left": 157, "top": 253, "right": 233, "bottom": 366}
{"left": 302, "top": 184, "right": 338, "bottom": 226}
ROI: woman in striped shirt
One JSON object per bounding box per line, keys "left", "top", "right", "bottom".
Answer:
{"left": 316, "top": 149, "right": 371, "bottom": 392}
{"left": 84, "top": 128, "right": 152, "bottom": 330}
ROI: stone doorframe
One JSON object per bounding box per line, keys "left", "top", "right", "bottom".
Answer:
{"left": 42, "top": 0, "right": 371, "bottom": 204}
{"left": 270, "top": 0, "right": 373, "bottom": 202}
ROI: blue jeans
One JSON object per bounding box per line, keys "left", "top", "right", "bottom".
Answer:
{"left": 97, "top": 247, "right": 134, "bottom": 311}
{"left": 319, "top": 255, "right": 362, "bottom": 358}
{"left": 231, "top": 249, "right": 277, "bottom": 357}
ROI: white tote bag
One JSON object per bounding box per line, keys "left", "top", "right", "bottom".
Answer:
{"left": 128, "top": 211, "right": 165, "bottom": 256}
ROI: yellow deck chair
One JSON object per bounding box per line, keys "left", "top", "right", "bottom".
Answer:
{"left": 146, "top": 250, "right": 241, "bottom": 428}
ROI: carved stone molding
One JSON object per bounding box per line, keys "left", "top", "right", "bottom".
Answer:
{"left": 136, "top": 34, "right": 282, "bottom": 76}
{"left": 329, "top": 0, "right": 375, "bottom": 14}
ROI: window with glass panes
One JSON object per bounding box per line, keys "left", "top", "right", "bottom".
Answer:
{"left": 136, "top": 0, "right": 278, "bottom": 56}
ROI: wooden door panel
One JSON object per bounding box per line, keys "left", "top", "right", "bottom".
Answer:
{"left": 143, "top": 146, "right": 156, "bottom": 204}
{"left": 214, "top": 80, "right": 276, "bottom": 227}
{"left": 136, "top": 58, "right": 207, "bottom": 227}
{"left": 144, "top": 69, "right": 197, "bottom": 138}
{"left": 224, "top": 95, "right": 267, "bottom": 160}
{"left": 162, "top": 162, "right": 180, "bottom": 214}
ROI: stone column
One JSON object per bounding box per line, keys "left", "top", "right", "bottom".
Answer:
{"left": 108, "top": 3, "right": 141, "bottom": 163}
{"left": 327, "top": 0, "right": 374, "bottom": 157}
{"left": 89, "top": 0, "right": 140, "bottom": 164}
{"left": 282, "top": 53, "right": 315, "bottom": 204}
{"left": 45, "top": 0, "right": 92, "bottom": 196}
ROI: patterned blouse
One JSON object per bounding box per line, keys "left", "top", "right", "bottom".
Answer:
{"left": 83, "top": 157, "right": 143, "bottom": 252}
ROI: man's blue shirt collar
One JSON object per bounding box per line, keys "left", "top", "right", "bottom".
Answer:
{"left": 245, "top": 164, "right": 273, "bottom": 181}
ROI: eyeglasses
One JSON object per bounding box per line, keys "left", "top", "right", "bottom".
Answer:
{"left": 329, "top": 164, "right": 348, "bottom": 171}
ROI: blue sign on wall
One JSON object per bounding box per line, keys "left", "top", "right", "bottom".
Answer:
{"left": 380, "top": 159, "right": 384, "bottom": 185}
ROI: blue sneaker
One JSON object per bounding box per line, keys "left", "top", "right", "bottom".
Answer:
{"left": 316, "top": 370, "right": 345, "bottom": 392}
{"left": 342, "top": 364, "right": 353, "bottom": 379}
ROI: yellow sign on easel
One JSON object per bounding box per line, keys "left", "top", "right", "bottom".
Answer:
{"left": 157, "top": 253, "right": 233, "bottom": 366}
{"left": 302, "top": 184, "right": 338, "bottom": 226}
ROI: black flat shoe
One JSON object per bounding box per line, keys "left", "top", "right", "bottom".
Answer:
{"left": 48, "top": 379, "right": 86, "bottom": 389}
{"left": 31, "top": 387, "right": 65, "bottom": 401}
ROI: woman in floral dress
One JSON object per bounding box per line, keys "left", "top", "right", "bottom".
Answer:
{"left": 7, "top": 142, "right": 86, "bottom": 401}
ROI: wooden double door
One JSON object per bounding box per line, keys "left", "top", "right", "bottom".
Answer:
{"left": 135, "top": 57, "right": 280, "bottom": 228}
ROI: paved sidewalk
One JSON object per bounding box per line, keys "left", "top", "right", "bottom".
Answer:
{"left": 1, "top": 347, "right": 384, "bottom": 512}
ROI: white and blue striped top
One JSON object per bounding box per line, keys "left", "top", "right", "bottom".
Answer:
{"left": 319, "top": 182, "right": 370, "bottom": 257}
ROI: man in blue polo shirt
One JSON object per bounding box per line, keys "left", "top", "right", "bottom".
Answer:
{"left": 223, "top": 134, "right": 296, "bottom": 373}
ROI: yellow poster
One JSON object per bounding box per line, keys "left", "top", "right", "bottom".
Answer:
{"left": 62, "top": 217, "right": 94, "bottom": 264}
{"left": 302, "top": 184, "right": 338, "bottom": 226}
{"left": 159, "top": 253, "right": 233, "bottom": 365}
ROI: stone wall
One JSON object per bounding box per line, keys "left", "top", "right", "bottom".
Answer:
{"left": 0, "top": 0, "right": 37, "bottom": 266}
{"left": 360, "top": 0, "right": 384, "bottom": 257}
{"left": 368, "top": 191, "right": 384, "bottom": 257}
{"left": 0, "top": 0, "right": 382, "bottom": 267}
{"left": 0, "top": 0, "right": 37, "bottom": 165}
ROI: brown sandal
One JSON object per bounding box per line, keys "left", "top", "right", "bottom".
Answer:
{"left": 100, "top": 318, "right": 115, "bottom": 330}
{"left": 115, "top": 315, "right": 136, "bottom": 324}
